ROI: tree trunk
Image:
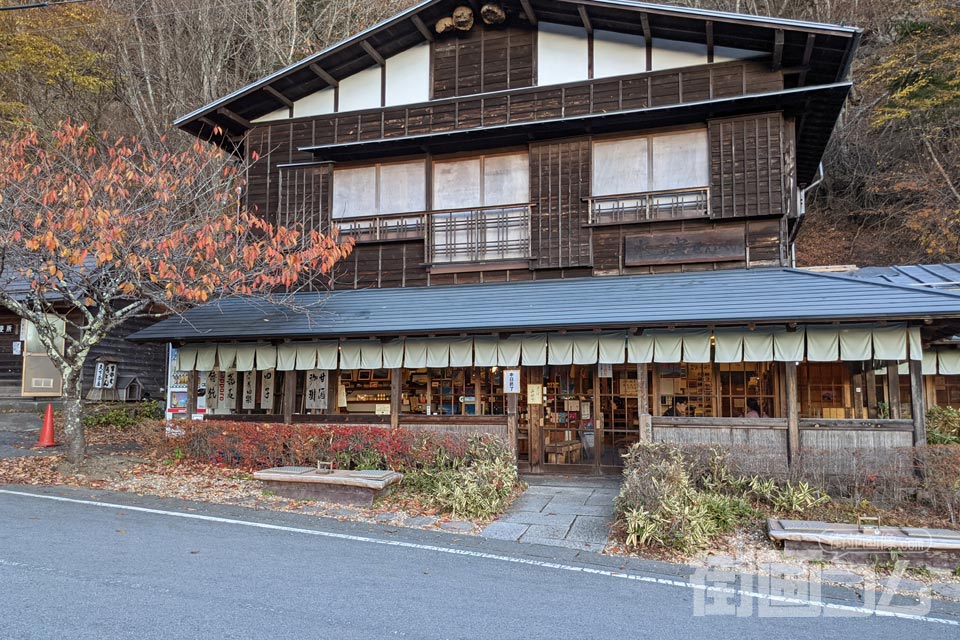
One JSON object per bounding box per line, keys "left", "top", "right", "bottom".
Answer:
{"left": 62, "top": 371, "right": 86, "bottom": 466}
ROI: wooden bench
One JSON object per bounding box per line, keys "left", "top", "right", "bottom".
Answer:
{"left": 545, "top": 440, "right": 582, "bottom": 464}
{"left": 253, "top": 467, "right": 403, "bottom": 507}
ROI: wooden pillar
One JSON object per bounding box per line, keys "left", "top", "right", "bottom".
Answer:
{"left": 186, "top": 370, "right": 198, "bottom": 418}
{"left": 886, "top": 363, "right": 902, "bottom": 419}
{"left": 282, "top": 370, "right": 296, "bottom": 424}
{"left": 852, "top": 371, "right": 865, "bottom": 420}
{"left": 507, "top": 392, "right": 518, "bottom": 454}
{"left": 909, "top": 358, "right": 927, "bottom": 446}
{"left": 785, "top": 361, "right": 800, "bottom": 466}
{"left": 651, "top": 363, "right": 662, "bottom": 417}
{"left": 390, "top": 369, "right": 401, "bottom": 429}
{"left": 637, "top": 363, "right": 651, "bottom": 441}
{"left": 527, "top": 366, "right": 543, "bottom": 473}
{"left": 924, "top": 375, "right": 937, "bottom": 412}
{"left": 865, "top": 369, "right": 878, "bottom": 419}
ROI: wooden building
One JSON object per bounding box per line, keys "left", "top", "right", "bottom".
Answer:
{"left": 132, "top": 0, "right": 960, "bottom": 472}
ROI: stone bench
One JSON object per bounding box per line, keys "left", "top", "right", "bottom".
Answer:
{"left": 253, "top": 467, "right": 403, "bottom": 507}
{"left": 768, "top": 518, "right": 960, "bottom": 569}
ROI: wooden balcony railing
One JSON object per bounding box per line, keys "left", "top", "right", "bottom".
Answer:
{"left": 333, "top": 204, "right": 533, "bottom": 265}
{"left": 586, "top": 187, "right": 711, "bottom": 225}
{"left": 427, "top": 204, "right": 532, "bottom": 265}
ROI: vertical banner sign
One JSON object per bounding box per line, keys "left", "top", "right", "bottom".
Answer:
{"left": 205, "top": 370, "right": 219, "bottom": 410}
{"left": 598, "top": 363, "right": 613, "bottom": 378}
{"left": 260, "top": 369, "right": 275, "bottom": 409}
{"left": 103, "top": 363, "right": 117, "bottom": 389}
{"left": 504, "top": 369, "right": 521, "bottom": 393}
{"left": 93, "top": 362, "right": 105, "bottom": 388}
{"left": 337, "top": 383, "right": 348, "bottom": 408}
{"left": 223, "top": 370, "right": 238, "bottom": 411}
{"left": 241, "top": 371, "right": 256, "bottom": 409}
{"left": 305, "top": 370, "right": 328, "bottom": 410}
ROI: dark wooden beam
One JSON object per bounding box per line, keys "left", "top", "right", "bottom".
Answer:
{"left": 308, "top": 63, "right": 339, "bottom": 88}
{"left": 186, "top": 370, "right": 198, "bottom": 418}
{"left": 411, "top": 13, "right": 434, "bottom": 42}
{"left": 390, "top": 369, "right": 401, "bottom": 429}
{"left": 886, "top": 362, "right": 902, "bottom": 419}
{"left": 197, "top": 116, "right": 220, "bottom": 130}
{"left": 640, "top": 12, "right": 652, "bottom": 41}
{"left": 520, "top": 0, "right": 537, "bottom": 26}
{"left": 578, "top": 4, "right": 593, "bottom": 35}
{"left": 262, "top": 85, "right": 293, "bottom": 109}
{"left": 705, "top": 20, "right": 714, "bottom": 63}
{"left": 772, "top": 29, "right": 784, "bottom": 71}
{"left": 216, "top": 107, "right": 252, "bottom": 130}
{"left": 798, "top": 33, "right": 815, "bottom": 85}
{"left": 360, "top": 40, "right": 385, "bottom": 66}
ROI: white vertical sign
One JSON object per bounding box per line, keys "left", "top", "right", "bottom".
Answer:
{"left": 93, "top": 362, "right": 105, "bottom": 388}
{"left": 504, "top": 369, "right": 521, "bottom": 393}
{"left": 260, "top": 369, "right": 276, "bottom": 409}
{"left": 598, "top": 363, "right": 613, "bottom": 378}
{"left": 222, "top": 370, "right": 238, "bottom": 411}
{"left": 241, "top": 371, "right": 257, "bottom": 409}
{"left": 205, "top": 370, "right": 219, "bottom": 410}
{"left": 305, "top": 369, "right": 328, "bottom": 410}
{"left": 103, "top": 363, "right": 117, "bottom": 389}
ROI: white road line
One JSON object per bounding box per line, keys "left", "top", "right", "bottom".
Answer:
{"left": 1, "top": 487, "right": 957, "bottom": 627}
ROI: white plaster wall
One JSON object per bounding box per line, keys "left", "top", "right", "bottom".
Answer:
{"left": 537, "top": 22, "right": 589, "bottom": 86}
{"left": 251, "top": 106, "right": 289, "bottom": 124}
{"left": 385, "top": 43, "right": 430, "bottom": 107}
{"left": 594, "top": 30, "right": 646, "bottom": 79}
{"left": 338, "top": 64, "right": 382, "bottom": 112}
{"left": 714, "top": 45, "right": 767, "bottom": 63}
{"left": 650, "top": 38, "right": 708, "bottom": 71}
{"left": 293, "top": 87, "right": 335, "bottom": 118}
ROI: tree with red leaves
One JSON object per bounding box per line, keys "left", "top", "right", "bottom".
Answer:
{"left": 0, "top": 121, "right": 353, "bottom": 465}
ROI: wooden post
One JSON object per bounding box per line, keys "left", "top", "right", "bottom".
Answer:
{"left": 865, "top": 369, "right": 878, "bottom": 419}
{"left": 785, "top": 361, "right": 799, "bottom": 466}
{"left": 909, "top": 358, "right": 927, "bottom": 446}
{"left": 886, "top": 362, "right": 902, "bottom": 419}
{"left": 527, "top": 366, "right": 543, "bottom": 473}
{"left": 651, "top": 363, "right": 662, "bottom": 416}
{"left": 507, "top": 392, "right": 518, "bottom": 454}
{"left": 637, "top": 363, "right": 651, "bottom": 441}
{"left": 282, "top": 370, "right": 296, "bottom": 424}
{"left": 852, "top": 371, "right": 865, "bottom": 420}
{"left": 390, "top": 369, "right": 401, "bottom": 429}
{"left": 186, "top": 370, "right": 198, "bottom": 418}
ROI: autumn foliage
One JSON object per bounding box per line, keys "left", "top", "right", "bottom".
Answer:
{"left": 0, "top": 120, "right": 353, "bottom": 464}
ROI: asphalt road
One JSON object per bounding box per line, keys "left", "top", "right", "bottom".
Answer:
{"left": 0, "top": 486, "right": 958, "bottom": 640}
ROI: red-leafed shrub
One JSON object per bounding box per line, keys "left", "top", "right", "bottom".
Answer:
{"left": 165, "top": 420, "right": 472, "bottom": 473}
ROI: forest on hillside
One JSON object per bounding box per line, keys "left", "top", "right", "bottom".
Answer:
{"left": 0, "top": 0, "right": 956, "bottom": 267}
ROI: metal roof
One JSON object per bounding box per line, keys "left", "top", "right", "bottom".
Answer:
{"left": 175, "top": 0, "right": 861, "bottom": 146}
{"left": 128, "top": 267, "right": 960, "bottom": 343}
{"left": 843, "top": 264, "right": 960, "bottom": 292}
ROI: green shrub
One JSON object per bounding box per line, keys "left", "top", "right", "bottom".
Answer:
{"left": 427, "top": 436, "right": 520, "bottom": 519}
{"left": 927, "top": 406, "right": 960, "bottom": 445}
{"left": 82, "top": 400, "right": 164, "bottom": 429}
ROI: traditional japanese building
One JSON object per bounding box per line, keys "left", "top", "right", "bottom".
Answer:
{"left": 132, "top": 0, "right": 960, "bottom": 473}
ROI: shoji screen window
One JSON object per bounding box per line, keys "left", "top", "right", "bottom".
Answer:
{"left": 591, "top": 129, "right": 709, "bottom": 223}
{"left": 331, "top": 160, "right": 426, "bottom": 240}
{"left": 430, "top": 153, "right": 530, "bottom": 264}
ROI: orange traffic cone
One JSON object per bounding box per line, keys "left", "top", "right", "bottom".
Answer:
{"left": 35, "top": 403, "right": 58, "bottom": 448}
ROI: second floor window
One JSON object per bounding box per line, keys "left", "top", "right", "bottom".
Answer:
{"left": 332, "top": 160, "right": 426, "bottom": 219}
{"left": 430, "top": 152, "right": 531, "bottom": 264}
{"left": 591, "top": 129, "right": 710, "bottom": 223}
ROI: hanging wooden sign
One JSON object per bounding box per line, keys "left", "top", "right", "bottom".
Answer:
{"left": 305, "top": 369, "right": 329, "bottom": 410}
{"left": 260, "top": 369, "right": 276, "bottom": 409}
{"left": 241, "top": 371, "right": 256, "bottom": 409}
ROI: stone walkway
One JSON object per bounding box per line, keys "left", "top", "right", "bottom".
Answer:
{"left": 481, "top": 476, "right": 619, "bottom": 551}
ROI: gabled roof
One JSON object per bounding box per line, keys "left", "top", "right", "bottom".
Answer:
{"left": 128, "top": 267, "right": 960, "bottom": 343}
{"left": 177, "top": 0, "right": 860, "bottom": 147}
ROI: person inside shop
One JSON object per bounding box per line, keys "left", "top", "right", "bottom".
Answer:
{"left": 744, "top": 398, "right": 768, "bottom": 418}
{"left": 664, "top": 396, "right": 688, "bottom": 417}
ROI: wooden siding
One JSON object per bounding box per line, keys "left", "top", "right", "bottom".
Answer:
{"left": 432, "top": 26, "right": 535, "bottom": 99}
{"left": 709, "top": 112, "right": 786, "bottom": 219}
{"left": 592, "top": 217, "right": 784, "bottom": 275}
{"left": 303, "top": 60, "right": 782, "bottom": 150}
{"left": 529, "top": 138, "right": 592, "bottom": 269}
{"left": 0, "top": 311, "right": 166, "bottom": 400}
